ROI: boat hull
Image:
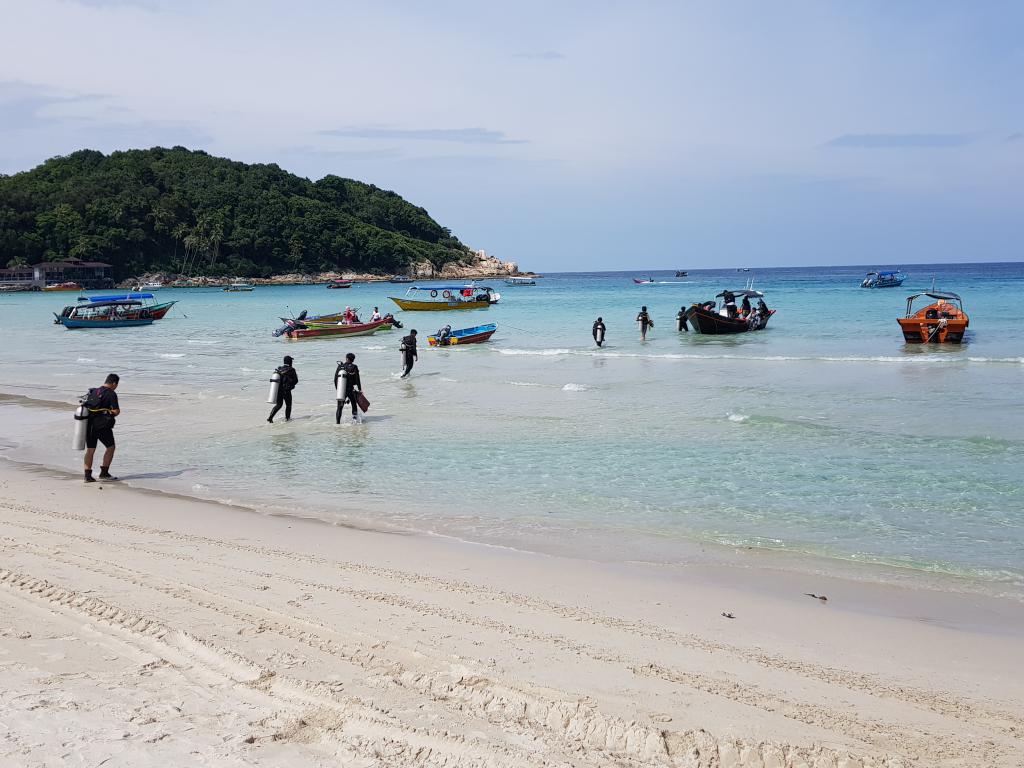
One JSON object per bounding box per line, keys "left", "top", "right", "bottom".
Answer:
{"left": 390, "top": 297, "right": 491, "bottom": 311}
{"left": 897, "top": 316, "right": 969, "bottom": 343}
{"left": 147, "top": 301, "right": 177, "bottom": 319}
{"left": 427, "top": 324, "right": 497, "bottom": 346}
{"left": 684, "top": 305, "right": 774, "bottom": 334}
{"left": 283, "top": 320, "right": 385, "bottom": 339}
{"left": 56, "top": 316, "right": 155, "bottom": 329}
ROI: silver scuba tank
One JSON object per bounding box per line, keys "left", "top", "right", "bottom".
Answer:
{"left": 267, "top": 370, "right": 281, "bottom": 403}
{"left": 72, "top": 403, "right": 88, "bottom": 451}
{"left": 595, "top": 325, "right": 605, "bottom": 345}
{"left": 336, "top": 366, "right": 347, "bottom": 400}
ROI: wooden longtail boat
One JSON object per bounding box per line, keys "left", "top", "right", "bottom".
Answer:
{"left": 684, "top": 290, "right": 774, "bottom": 334}
{"left": 280, "top": 319, "right": 386, "bottom": 340}
{"left": 54, "top": 300, "right": 155, "bottom": 329}
{"left": 897, "top": 291, "right": 969, "bottom": 343}
{"left": 43, "top": 282, "right": 82, "bottom": 291}
{"left": 427, "top": 323, "right": 497, "bottom": 346}
{"left": 389, "top": 285, "right": 499, "bottom": 311}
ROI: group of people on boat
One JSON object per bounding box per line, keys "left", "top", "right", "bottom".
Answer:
{"left": 697, "top": 291, "right": 771, "bottom": 330}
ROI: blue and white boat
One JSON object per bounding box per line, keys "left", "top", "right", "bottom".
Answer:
{"left": 54, "top": 299, "right": 155, "bottom": 329}
{"left": 427, "top": 323, "right": 497, "bottom": 346}
{"left": 861, "top": 270, "right": 906, "bottom": 288}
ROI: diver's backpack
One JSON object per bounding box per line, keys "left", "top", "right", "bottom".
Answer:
{"left": 82, "top": 388, "right": 114, "bottom": 429}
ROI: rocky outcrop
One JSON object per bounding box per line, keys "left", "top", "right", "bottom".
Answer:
{"left": 118, "top": 250, "right": 535, "bottom": 288}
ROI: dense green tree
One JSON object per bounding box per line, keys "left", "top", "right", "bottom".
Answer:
{"left": 0, "top": 147, "right": 472, "bottom": 277}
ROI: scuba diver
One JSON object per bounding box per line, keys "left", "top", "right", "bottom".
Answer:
{"left": 436, "top": 324, "right": 453, "bottom": 346}
{"left": 676, "top": 306, "right": 688, "bottom": 332}
{"left": 592, "top": 317, "right": 606, "bottom": 347}
{"left": 334, "top": 353, "right": 362, "bottom": 423}
{"left": 268, "top": 355, "right": 298, "bottom": 423}
{"left": 400, "top": 329, "right": 418, "bottom": 377}
{"left": 636, "top": 306, "right": 653, "bottom": 340}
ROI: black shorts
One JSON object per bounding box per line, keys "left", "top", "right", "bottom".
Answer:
{"left": 86, "top": 425, "right": 115, "bottom": 449}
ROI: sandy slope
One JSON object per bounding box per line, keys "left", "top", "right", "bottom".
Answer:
{"left": 0, "top": 464, "right": 1022, "bottom": 767}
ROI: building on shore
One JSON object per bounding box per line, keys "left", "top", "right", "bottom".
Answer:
{"left": 0, "top": 260, "right": 113, "bottom": 289}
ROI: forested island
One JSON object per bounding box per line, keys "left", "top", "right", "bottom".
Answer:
{"left": 0, "top": 147, "right": 504, "bottom": 280}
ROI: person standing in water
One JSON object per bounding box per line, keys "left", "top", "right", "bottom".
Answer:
{"left": 334, "top": 353, "right": 362, "bottom": 423}
{"left": 268, "top": 355, "right": 298, "bottom": 423}
{"left": 636, "top": 306, "right": 653, "bottom": 340}
{"left": 400, "top": 329, "right": 418, "bottom": 378}
{"left": 676, "top": 306, "right": 689, "bottom": 332}
{"left": 592, "top": 317, "right": 606, "bottom": 347}
{"left": 83, "top": 373, "right": 120, "bottom": 483}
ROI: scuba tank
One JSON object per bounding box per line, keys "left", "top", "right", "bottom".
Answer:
{"left": 72, "top": 403, "right": 88, "bottom": 451}
{"left": 595, "top": 324, "right": 605, "bottom": 346}
{"left": 267, "top": 370, "right": 281, "bottom": 403}
{"left": 336, "top": 365, "right": 347, "bottom": 401}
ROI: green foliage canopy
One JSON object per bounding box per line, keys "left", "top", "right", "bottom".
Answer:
{"left": 0, "top": 147, "right": 471, "bottom": 276}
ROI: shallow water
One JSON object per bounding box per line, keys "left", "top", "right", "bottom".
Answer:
{"left": 2, "top": 263, "right": 1023, "bottom": 591}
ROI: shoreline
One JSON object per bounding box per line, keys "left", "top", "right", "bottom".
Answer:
{"left": 0, "top": 459, "right": 1022, "bottom": 765}
{"left": 2, "top": 390, "right": 1022, "bottom": 613}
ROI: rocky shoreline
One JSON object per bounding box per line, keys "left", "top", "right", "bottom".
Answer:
{"left": 118, "top": 250, "right": 537, "bottom": 289}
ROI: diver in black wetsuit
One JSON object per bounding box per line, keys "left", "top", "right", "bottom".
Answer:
{"left": 722, "top": 290, "right": 737, "bottom": 319}
{"left": 400, "top": 330, "right": 418, "bottom": 377}
{"left": 592, "top": 317, "right": 606, "bottom": 347}
{"left": 334, "top": 353, "right": 362, "bottom": 423}
{"left": 676, "top": 306, "right": 688, "bottom": 332}
{"left": 268, "top": 356, "right": 298, "bottom": 423}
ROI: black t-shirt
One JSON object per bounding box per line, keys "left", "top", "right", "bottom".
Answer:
{"left": 89, "top": 386, "right": 119, "bottom": 428}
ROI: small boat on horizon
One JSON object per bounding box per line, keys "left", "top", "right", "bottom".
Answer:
{"left": 54, "top": 299, "right": 155, "bottom": 329}
{"left": 223, "top": 282, "right": 255, "bottom": 292}
{"left": 326, "top": 280, "right": 353, "bottom": 289}
{"left": 861, "top": 270, "right": 906, "bottom": 288}
{"left": 684, "top": 289, "right": 774, "bottom": 334}
{"left": 504, "top": 276, "right": 536, "bottom": 286}
{"left": 390, "top": 285, "right": 500, "bottom": 311}
{"left": 676, "top": 270, "right": 688, "bottom": 277}
{"left": 897, "top": 291, "right": 968, "bottom": 343}
{"left": 633, "top": 277, "right": 655, "bottom": 284}
{"left": 428, "top": 323, "right": 497, "bottom": 346}
{"left": 134, "top": 281, "right": 164, "bottom": 291}
{"left": 388, "top": 275, "right": 415, "bottom": 283}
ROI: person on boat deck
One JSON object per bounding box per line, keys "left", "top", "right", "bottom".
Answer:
{"left": 702, "top": 301, "right": 716, "bottom": 312}
{"left": 267, "top": 356, "right": 298, "bottom": 423}
{"left": 592, "top": 317, "right": 606, "bottom": 347}
{"left": 757, "top": 298, "right": 769, "bottom": 315}
{"left": 334, "top": 353, "right": 362, "bottom": 423}
{"left": 436, "top": 324, "right": 453, "bottom": 346}
{"left": 636, "top": 306, "right": 653, "bottom": 340}
{"left": 370, "top": 307, "right": 382, "bottom": 322}
{"left": 676, "top": 306, "right": 688, "bottom": 332}
{"left": 740, "top": 295, "right": 752, "bottom": 317}
{"left": 400, "top": 329, "right": 418, "bottom": 378}
{"left": 83, "top": 373, "right": 120, "bottom": 483}
{"left": 343, "top": 306, "right": 357, "bottom": 324}
{"left": 722, "top": 291, "right": 737, "bottom": 318}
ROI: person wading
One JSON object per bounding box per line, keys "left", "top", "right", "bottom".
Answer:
{"left": 268, "top": 355, "right": 298, "bottom": 423}
{"left": 592, "top": 317, "right": 606, "bottom": 347}
{"left": 400, "top": 329, "right": 418, "bottom": 378}
{"left": 83, "top": 373, "right": 120, "bottom": 483}
{"left": 636, "top": 306, "right": 654, "bottom": 340}
{"left": 676, "top": 305, "right": 689, "bottom": 332}
{"left": 334, "top": 353, "right": 363, "bottom": 423}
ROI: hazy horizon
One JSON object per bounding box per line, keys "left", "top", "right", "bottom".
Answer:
{"left": 1, "top": 0, "right": 1021, "bottom": 272}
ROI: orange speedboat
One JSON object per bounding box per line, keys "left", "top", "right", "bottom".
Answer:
{"left": 897, "top": 291, "right": 969, "bottom": 343}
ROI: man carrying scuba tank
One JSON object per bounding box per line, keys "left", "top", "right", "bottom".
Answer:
{"left": 83, "top": 373, "right": 121, "bottom": 483}
{"left": 267, "top": 355, "right": 298, "bottom": 423}
{"left": 334, "top": 353, "right": 363, "bottom": 423}
{"left": 399, "top": 329, "right": 418, "bottom": 378}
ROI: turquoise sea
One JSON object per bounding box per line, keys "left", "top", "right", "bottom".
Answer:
{"left": 2, "top": 262, "right": 1023, "bottom": 593}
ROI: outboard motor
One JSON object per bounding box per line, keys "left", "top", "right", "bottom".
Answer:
{"left": 71, "top": 402, "right": 88, "bottom": 451}
{"left": 267, "top": 370, "right": 281, "bottom": 403}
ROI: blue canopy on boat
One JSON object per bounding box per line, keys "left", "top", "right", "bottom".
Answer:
{"left": 80, "top": 293, "right": 155, "bottom": 302}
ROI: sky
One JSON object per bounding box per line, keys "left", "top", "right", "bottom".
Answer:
{"left": 1, "top": 0, "right": 1021, "bottom": 271}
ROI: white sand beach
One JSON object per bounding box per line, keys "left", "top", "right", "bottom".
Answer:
{"left": 1, "top": 462, "right": 1022, "bottom": 767}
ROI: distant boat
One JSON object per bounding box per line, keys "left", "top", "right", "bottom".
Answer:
{"left": 633, "top": 277, "right": 655, "bottom": 284}
{"left": 897, "top": 291, "right": 968, "bottom": 343}
{"left": 43, "top": 282, "right": 81, "bottom": 292}
{"left": 326, "top": 280, "right": 353, "bottom": 289}
{"left": 223, "top": 282, "right": 255, "bottom": 292}
{"left": 504, "top": 276, "right": 536, "bottom": 286}
{"left": 861, "top": 270, "right": 906, "bottom": 288}
{"left": 675, "top": 270, "right": 688, "bottom": 277}
{"left": 135, "top": 281, "right": 164, "bottom": 291}
{"left": 77, "top": 292, "right": 177, "bottom": 319}
{"left": 428, "top": 323, "right": 497, "bottom": 346}
{"left": 737, "top": 268, "right": 750, "bottom": 272}
{"left": 388, "top": 275, "right": 415, "bottom": 283}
